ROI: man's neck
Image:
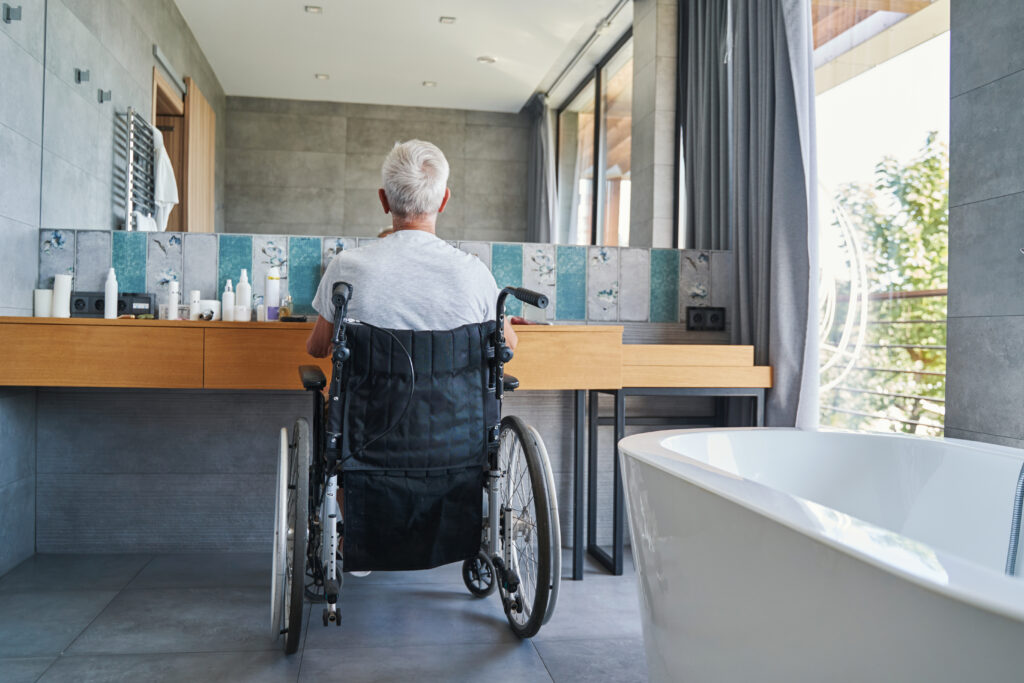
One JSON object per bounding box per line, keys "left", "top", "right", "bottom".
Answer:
{"left": 391, "top": 215, "right": 437, "bottom": 234}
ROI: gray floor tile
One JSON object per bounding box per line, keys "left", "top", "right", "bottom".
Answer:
{"left": 534, "top": 637, "right": 648, "bottom": 683}
{"left": 0, "top": 657, "right": 57, "bottom": 683}
{"left": 67, "top": 587, "right": 281, "bottom": 655}
{"left": 37, "top": 651, "right": 301, "bottom": 683}
{"left": 303, "top": 582, "right": 520, "bottom": 650}
{"left": 298, "top": 642, "right": 552, "bottom": 682}
{"left": 534, "top": 572, "right": 642, "bottom": 642}
{"left": 125, "top": 553, "right": 270, "bottom": 590}
{"left": 0, "top": 554, "right": 152, "bottom": 593}
{"left": 0, "top": 590, "right": 117, "bottom": 657}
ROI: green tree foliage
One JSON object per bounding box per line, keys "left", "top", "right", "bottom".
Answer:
{"left": 821, "top": 133, "right": 948, "bottom": 436}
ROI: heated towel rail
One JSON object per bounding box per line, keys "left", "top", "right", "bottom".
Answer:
{"left": 115, "top": 107, "right": 156, "bottom": 230}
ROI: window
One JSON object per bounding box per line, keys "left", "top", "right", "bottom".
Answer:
{"left": 815, "top": 1, "right": 949, "bottom": 436}
{"left": 556, "top": 35, "right": 633, "bottom": 246}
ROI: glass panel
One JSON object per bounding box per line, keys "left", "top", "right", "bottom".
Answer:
{"left": 599, "top": 40, "right": 633, "bottom": 247}
{"left": 557, "top": 83, "right": 596, "bottom": 245}
{"left": 815, "top": 1, "right": 948, "bottom": 436}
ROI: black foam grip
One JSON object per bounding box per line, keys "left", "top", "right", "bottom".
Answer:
{"left": 511, "top": 287, "right": 549, "bottom": 309}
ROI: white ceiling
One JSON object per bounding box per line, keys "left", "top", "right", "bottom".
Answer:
{"left": 173, "top": 0, "right": 624, "bottom": 113}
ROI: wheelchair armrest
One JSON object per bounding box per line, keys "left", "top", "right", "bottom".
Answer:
{"left": 503, "top": 374, "right": 520, "bottom": 392}
{"left": 299, "top": 365, "right": 327, "bottom": 391}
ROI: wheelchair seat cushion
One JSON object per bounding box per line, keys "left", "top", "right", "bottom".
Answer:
{"left": 332, "top": 321, "right": 498, "bottom": 571}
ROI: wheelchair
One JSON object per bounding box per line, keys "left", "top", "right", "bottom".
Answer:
{"left": 272, "top": 282, "right": 561, "bottom": 654}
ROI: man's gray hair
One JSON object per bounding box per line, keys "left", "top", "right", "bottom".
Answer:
{"left": 381, "top": 139, "right": 450, "bottom": 217}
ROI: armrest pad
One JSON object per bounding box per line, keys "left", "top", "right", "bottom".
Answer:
{"left": 299, "top": 365, "right": 327, "bottom": 391}
{"left": 503, "top": 374, "right": 520, "bottom": 392}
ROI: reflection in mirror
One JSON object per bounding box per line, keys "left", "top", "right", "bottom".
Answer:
{"left": 599, "top": 40, "right": 633, "bottom": 246}
{"left": 556, "top": 83, "right": 596, "bottom": 246}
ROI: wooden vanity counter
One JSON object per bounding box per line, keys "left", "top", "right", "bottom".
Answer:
{"left": 0, "top": 317, "right": 623, "bottom": 391}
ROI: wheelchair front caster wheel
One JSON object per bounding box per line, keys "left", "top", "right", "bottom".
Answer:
{"left": 462, "top": 551, "right": 497, "bottom": 598}
{"left": 322, "top": 609, "right": 329, "bottom": 627}
{"left": 322, "top": 607, "right": 342, "bottom": 627}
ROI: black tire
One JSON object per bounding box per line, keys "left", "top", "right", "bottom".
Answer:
{"left": 282, "top": 418, "right": 310, "bottom": 655}
{"left": 462, "top": 551, "right": 497, "bottom": 598}
{"left": 497, "top": 416, "right": 552, "bottom": 638}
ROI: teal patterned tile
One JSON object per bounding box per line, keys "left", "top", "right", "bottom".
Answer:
{"left": 38, "top": 229, "right": 76, "bottom": 288}
{"left": 555, "top": 246, "right": 586, "bottom": 321}
{"left": 288, "top": 236, "right": 321, "bottom": 315}
{"left": 491, "top": 243, "right": 523, "bottom": 316}
{"left": 218, "top": 234, "right": 253, "bottom": 300}
{"left": 112, "top": 231, "right": 146, "bottom": 293}
{"left": 649, "top": 249, "right": 680, "bottom": 323}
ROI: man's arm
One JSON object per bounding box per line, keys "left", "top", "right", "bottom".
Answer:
{"left": 306, "top": 315, "right": 333, "bottom": 358}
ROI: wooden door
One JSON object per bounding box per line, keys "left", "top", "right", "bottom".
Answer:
{"left": 183, "top": 77, "right": 216, "bottom": 233}
{"left": 156, "top": 115, "right": 185, "bottom": 231}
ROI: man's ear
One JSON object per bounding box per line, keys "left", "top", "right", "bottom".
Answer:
{"left": 437, "top": 187, "right": 451, "bottom": 214}
{"left": 378, "top": 189, "right": 391, "bottom": 214}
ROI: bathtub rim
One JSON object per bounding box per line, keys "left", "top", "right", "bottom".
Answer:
{"left": 619, "top": 427, "right": 1024, "bottom": 625}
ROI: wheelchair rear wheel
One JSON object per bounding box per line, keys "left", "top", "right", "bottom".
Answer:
{"left": 497, "top": 416, "right": 553, "bottom": 638}
{"left": 272, "top": 418, "right": 309, "bottom": 655}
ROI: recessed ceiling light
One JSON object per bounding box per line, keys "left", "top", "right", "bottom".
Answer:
{"left": 314, "top": 73, "right": 330, "bottom": 80}
{"left": 476, "top": 55, "right": 496, "bottom": 64}
{"left": 305, "top": 5, "right": 323, "bottom": 13}
{"left": 438, "top": 16, "right": 456, "bottom": 24}
{"left": 422, "top": 80, "right": 437, "bottom": 87}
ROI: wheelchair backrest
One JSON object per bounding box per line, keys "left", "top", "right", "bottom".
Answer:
{"left": 329, "top": 320, "right": 499, "bottom": 473}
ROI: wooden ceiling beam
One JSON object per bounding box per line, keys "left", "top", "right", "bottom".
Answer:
{"left": 813, "top": 0, "right": 931, "bottom": 13}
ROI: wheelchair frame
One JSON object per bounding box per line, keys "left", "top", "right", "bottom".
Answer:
{"left": 275, "top": 282, "right": 560, "bottom": 652}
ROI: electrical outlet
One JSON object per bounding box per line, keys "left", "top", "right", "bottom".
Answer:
{"left": 686, "top": 306, "right": 726, "bottom": 332}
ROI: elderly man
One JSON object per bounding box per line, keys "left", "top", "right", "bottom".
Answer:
{"left": 306, "top": 139, "right": 516, "bottom": 356}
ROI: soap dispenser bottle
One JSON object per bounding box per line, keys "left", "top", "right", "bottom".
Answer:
{"left": 266, "top": 266, "right": 281, "bottom": 321}
{"left": 222, "top": 279, "right": 235, "bottom": 322}
{"left": 104, "top": 268, "right": 118, "bottom": 319}
{"left": 236, "top": 269, "right": 252, "bottom": 322}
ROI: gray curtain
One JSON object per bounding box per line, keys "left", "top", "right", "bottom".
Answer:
{"left": 730, "top": 0, "right": 819, "bottom": 428}
{"left": 684, "top": 0, "right": 730, "bottom": 251}
{"left": 524, "top": 93, "right": 557, "bottom": 243}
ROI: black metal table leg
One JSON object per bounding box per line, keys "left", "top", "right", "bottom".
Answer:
{"left": 755, "top": 388, "right": 765, "bottom": 427}
{"left": 572, "top": 389, "right": 585, "bottom": 580}
{"left": 587, "top": 389, "right": 624, "bottom": 576}
{"left": 611, "top": 388, "right": 625, "bottom": 575}
{"left": 586, "top": 390, "right": 599, "bottom": 555}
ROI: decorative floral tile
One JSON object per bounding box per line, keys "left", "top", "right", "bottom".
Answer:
{"left": 182, "top": 234, "right": 218, "bottom": 301}
{"left": 458, "top": 241, "right": 491, "bottom": 269}
{"left": 491, "top": 243, "right": 523, "bottom": 316}
{"left": 217, "top": 234, "right": 253, "bottom": 302}
{"left": 321, "top": 237, "right": 354, "bottom": 274}
{"left": 111, "top": 231, "right": 146, "bottom": 294}
{"left": 555, "top": 246, "right": 586, "bottom": 321}
{"left": 679, "top": 250, "right": 711, "bottom": 318}
{"left": 522, "top": 244, "right": 557, "bottom": 321}
{"left": 38, "top": 229, "right": 76, "bottom": 288}
{"left": 253, "top": 235, "right": 289, "bottom": 302}
{"left": 288, "top": 236, "right": 322, "bottom": 316}
{"left": 618, "top": 248, "right": 651, "bottom": 322}
{"left": 74, "top": 231, "right": 111, "bottom": 291}
{"left": 145, "top": 233, "right": 183, "bottom": 305}
{"left": 356, "top": 237, "right": 378, "bottom": 248}
{"left": 649, "top": 249, "right": 680, "bottom": 323}
{"left": 587, "top": 246, "right": 618, "bottom": 321}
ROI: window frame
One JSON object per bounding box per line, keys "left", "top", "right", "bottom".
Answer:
{"left": 555, "top": 29, "right": 633, "bottom": 246}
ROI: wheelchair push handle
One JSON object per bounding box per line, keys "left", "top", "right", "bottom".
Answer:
{"left": 504, "top": 287, "right": 548, "bottom": 310}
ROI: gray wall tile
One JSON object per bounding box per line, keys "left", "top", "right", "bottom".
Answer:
{"left": 73, "top": 230, "right": 112, "bottom": 291}
{"left": 0, "top": 30, "right": 44, "bottom": 144}
{"left": 226, "top": 186, "right": 346, "bottom": 225}
{"left": 0, "top": 478, "right": 35, "bottom": 576}
{"left": 0, "top": 217, "right": 40, "bottom": 313}
{"left": 182, "top": 233, "right": 218, "bottom": 300}
{"left": 948, "top": 193, "right": 1024, "bottom": 318}
{"left": 951, "top": 0, "right": 1024, "bottom": 97}
{"left": 0, "top": 389, "right": 36, "bottom": 489}
{"left": 0, "top": 0, "right": 45, "bottom": 62}
{"left": 226, "top": 110, "right": 347, "bottom": 153}
{"left": 225, "top": 149, "right": 345, "bottom": 189}
{"left": 0, "top": 124, "right": 42, "bottom": 227}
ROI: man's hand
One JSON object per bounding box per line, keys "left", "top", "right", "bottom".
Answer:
{"left": 307, "top": 315, "right": 333, "bottom": 357}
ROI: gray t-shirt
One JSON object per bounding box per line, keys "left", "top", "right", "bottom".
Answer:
{"left": 312, "top": 230, "right": 499, "bottom": 330}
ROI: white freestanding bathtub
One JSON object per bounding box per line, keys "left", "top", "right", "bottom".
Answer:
{"left": 619, "top": 429, "right": 1024, "bottom": 683}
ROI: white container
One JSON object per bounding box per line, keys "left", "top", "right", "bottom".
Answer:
{"left": 52, "top": 274, "right": 72, "bottom": 318}
{"left": 104, "top": 269, "right": 119, "bottom": 319}
{"left": 237, "top": 269, "right": 252, "bottom": 319}
{"left": 234, "top": 304, "right": 248, "bottom": 322}
{"left": 222, "top": 279, "right": 235, "bottom": 322}
{"left": 256, "top": 304, "right": 266, "bottom": 322}
{"left": 265, "top": 266, "right": 281, "bottom": 321}
{"left": 34, "top": 289, "right": 52, "bottom": 317}
{"left": 198, "top": 299, "right": 221, "bottom": 321}
{"left": 188, "top": 290, "right": 201, "bottom": 321}
{"left": 620, "top": 429, "right": 1024, "bottom": 683}
{"left": 165, "top": 281, "right": 180, "bottom": 320}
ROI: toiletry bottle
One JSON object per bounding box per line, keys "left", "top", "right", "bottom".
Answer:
{"left": 222, "top": 279, "right": 236, "bottom": 322}
{"left": 166, "top": 281, "right": 180, "bottom": 320}
{"left": 188, "top": 290, "right": 201, "bottom": 321}
{"left": 104, "top": 268, "right": 118, "bottom": 319}
{"left": 266, "top": 266, "right": 281, "bottom": 321}
{"left": 236, "top": 269, "right": 252, "bottom": 322}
